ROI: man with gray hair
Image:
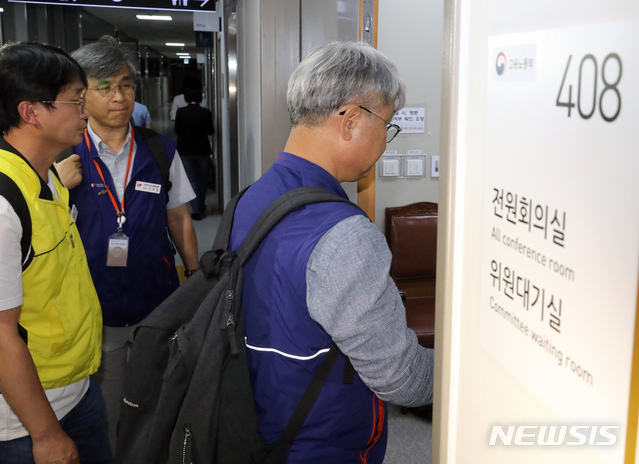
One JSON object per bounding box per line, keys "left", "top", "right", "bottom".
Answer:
{"left": 229, "top": 41, "right": 434, "bottom": 462}
{"left": 64, "top": 35, "right": 200, "bottom": 452}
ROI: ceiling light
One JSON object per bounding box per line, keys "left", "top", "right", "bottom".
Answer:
{"left": 166, "top": 43, "right": 185, "bottom": 47}
{"left": 137, "top": 15, "right": 172, "bottom": 21}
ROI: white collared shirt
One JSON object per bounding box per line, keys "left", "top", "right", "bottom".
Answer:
{"left": 85, "top": 122, "right": 195, "bottom": 210}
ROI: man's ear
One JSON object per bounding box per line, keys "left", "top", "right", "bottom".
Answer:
{"left": 17, "top": 101, "right": 40, "bottom": 127}
{"left": 337, "top": 105, "right": 362, "bottom": 142}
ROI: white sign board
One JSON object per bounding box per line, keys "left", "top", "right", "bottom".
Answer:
{"left": 479, "top": 21, "right": 639, "bottom": 463}
{"left": 392, "top": 107, "right": 425, "bottom": 133}
{"left": 194, "top": 11, "right": 217, "bottom": 32}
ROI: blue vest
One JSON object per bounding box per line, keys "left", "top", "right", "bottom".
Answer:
{"left": 71, "top": 130, "right": 179, "bottom": 327}
{"left": 230, "top": 153, "right": 388, "bottom": 463}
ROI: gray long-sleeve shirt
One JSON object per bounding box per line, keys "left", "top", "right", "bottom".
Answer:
{"left": 306, "top": 214, "right": 434, "bottom": 407}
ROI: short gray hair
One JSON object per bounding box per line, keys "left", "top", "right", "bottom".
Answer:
{"left": 71, "top": 35, "right": 139, "bottom": 80}
{"left": 287, "top": 41, "right": 405, "bottom": 126}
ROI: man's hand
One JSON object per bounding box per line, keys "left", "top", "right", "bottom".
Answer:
{"left": 32, "top": 427, "right": 80, "bottom": 464}
{"left": 54, "top": 155, "right": 83, "bottom": 189}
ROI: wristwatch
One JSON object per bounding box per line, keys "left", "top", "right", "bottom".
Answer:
{"left": 184, "top": 269, "right": 197, "bottom": 278}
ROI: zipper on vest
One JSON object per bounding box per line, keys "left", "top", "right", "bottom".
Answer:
{"left": 182, "top": 426, "right": 192, "bottom": 464}
{"left": 69, "top": 233, "right": 75, "bottom": 248}
{"left": 360, "top": 398, "right": 385, "bottom": 463}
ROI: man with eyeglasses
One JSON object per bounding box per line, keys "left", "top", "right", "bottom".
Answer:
{"left": 0, "top": 42, "right": 110, "bottom": 464}
{"left": 229, "top": 41, "right": 434, "bottom": 463}
{"left": 60, "top": 35, "right": 200, "bottom": 453}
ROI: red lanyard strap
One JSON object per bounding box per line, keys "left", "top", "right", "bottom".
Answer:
{"left": 86, "top": 128, "right": 135, "bottom": 218}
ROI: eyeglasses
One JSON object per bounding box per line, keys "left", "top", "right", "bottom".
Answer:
{"left": 88, "top": 83, "right": 136, "bottom": 98}
{"left": 340, "top": 106, "right": 402, "bottom": 143}
{"left": 40, "top": 94, "right": 87, "bottom": 111}
{"left": 359, "top": 106, "right": 402, "bottom": 143}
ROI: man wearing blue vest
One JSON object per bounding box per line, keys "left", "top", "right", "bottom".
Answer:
{"left": 0, "top": 42, "right": 109, "bottom": 463}
{"left": 229, "top": 42, "right": 434, "bottom": 463}
{"left": 64, "top": 35, "right": 200, "bottom": 452}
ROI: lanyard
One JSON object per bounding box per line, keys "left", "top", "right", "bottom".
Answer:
{"left": 85, "top": 128, "right": 135, "bottom": 233}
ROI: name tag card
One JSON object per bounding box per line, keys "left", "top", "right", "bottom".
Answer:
{"left": 135, "top": 181, "right": 161, "bottom": 194}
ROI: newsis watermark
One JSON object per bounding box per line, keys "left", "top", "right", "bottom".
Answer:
{"left": 489, "top": 425, "right": 620, "bottom": 446}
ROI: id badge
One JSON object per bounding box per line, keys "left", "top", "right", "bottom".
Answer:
{"left": 107, "top": 233, "right": 129, "bottom": 267}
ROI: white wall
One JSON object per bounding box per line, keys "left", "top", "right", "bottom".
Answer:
{"left": 375, "top": 0, "right": 443, "bottom": 229}
{"left": 435, "top": 1, "right": 639, "bottom": 463}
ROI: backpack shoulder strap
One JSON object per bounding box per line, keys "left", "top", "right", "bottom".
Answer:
{"left": 238, "top": 186, "right": 360, "bottom": 264}
{"left": 0, "top": 172, "right": 33, "bottom": 270}
{"left": 199, "top": 185, "right": 251, "bottom": 278}
{"left": 212, "top": 185, "right": 251, "bottom": 250}
{"left": 136, "top": 127, "right": 172, "bottom": 197}
{"left": 266, "top": 344, "right": 342, "bottom": 464}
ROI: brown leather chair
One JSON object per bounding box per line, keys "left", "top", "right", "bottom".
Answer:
{"left": 385, "top": 202, "right": 437, "bottom": 348}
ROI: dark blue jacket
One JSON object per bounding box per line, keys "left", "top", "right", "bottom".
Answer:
{"left": 71, "top": 129, "right": 179, "bottom": 326}
{"left": 230, "top": 153, "right": 388, "bottom": 463}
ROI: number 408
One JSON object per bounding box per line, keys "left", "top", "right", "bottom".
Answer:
{"left": 556, "top": 53, "right": 622, "bottom": 122}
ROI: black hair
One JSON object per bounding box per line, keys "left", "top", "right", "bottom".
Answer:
{"left": 180, "top": 76, "right": 200, "bottom": 94}
{"left": 183, "top": 82, "right": 203, "bottom": 103}
{"left": 0, "top": 41, "right": 87, "bottom": 133}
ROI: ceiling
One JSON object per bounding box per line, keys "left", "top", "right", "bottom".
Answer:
{"left": 81, "top": 6, "right": 210, "bottom": 59}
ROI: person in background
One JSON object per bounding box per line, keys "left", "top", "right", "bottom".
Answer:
{"left": 66, "top": 35, "right": 200, "bottom": 453}
{"left": 174, "top": 80, "right": 214, "bottom": 220}
{"left": 169, "top": 76, "right": 207, "bottom": 120}
{"left": 0, "top": 41, "right": 109, "bottom": 464}
{"left": 229, "top": 41, "right": 434, "bottom": 463}
{"left": 130, "top": 100, "right": 152, "bottom": 129}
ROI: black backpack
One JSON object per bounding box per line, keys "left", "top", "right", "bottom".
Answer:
{"left": 0, "top": 170, "right": 38, "bottom": 345}
{"left": 0, "top": 171, "right": 33, "bottom": 270}
{"left": 115, "top": 186, "right": 357, "bottom": 464}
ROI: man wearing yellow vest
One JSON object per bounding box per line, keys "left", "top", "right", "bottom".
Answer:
{"left": 0, "top": 42, "right": 109, "bottom": 463}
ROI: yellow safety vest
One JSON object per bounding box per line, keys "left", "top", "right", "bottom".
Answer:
{"left": 0, "top": 149, "right": 102, "bottom": 389}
